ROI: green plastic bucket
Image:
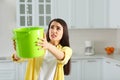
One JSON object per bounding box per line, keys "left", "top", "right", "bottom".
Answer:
{"left": 13, "top": 27, "right": 44, "bottom": 58}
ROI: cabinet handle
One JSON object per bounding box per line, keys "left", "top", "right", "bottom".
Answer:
{"left": 87, "top": 60, "right": 96, "bottom": 62}
{"left": 72, "top": 61, "right": 78, "bottom": 63}
{"left": 106, "top": 61, "right": 110, "bottom": 64}
{"left": 0, "top": 61, "right": 12, "bottom": 63}
{"left": 116, "top": 64, "right": 120, "bottom": 67}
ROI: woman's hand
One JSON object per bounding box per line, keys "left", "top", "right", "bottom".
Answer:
{"left": 13, "top": 40, "right": 16, "bottom": 50}
{"left": 12, "top": 40, "right": 20, "bottom": 61}
{"left": 35, "top": 33, "right": 50, "bottom": 50}
{"left": 12, "top": 53, "right": 20, "bottom": 61}
{"left": 35, "top": 33, "right": 64, "bottom": 60}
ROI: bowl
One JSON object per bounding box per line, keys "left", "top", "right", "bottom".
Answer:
{"left": 105, "top": 46, "right": 114, "bottom": 55}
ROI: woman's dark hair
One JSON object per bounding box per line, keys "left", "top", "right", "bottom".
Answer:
{"left": 46, "top": 18, "right": 71, "bottom": 75}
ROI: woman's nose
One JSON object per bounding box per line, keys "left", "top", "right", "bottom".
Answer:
{"left": 52, "top": 29, "right": 57, "bottom": 33}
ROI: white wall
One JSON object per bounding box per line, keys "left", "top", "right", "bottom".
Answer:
{"left": 116, "top": 29, "right": 120, "bottom": 54}
{"left": 69, "top": 29, "right": 118, "bottom": 55}
{"left": 0, "top": 0, "right": 16, "bottom": 57}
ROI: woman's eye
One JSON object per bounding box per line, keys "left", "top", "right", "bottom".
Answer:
{"left": 50, "top": 26, "right": 54, "bottom": 29}
{"left": 57, "top": 27, "right": 61, "bottom": 30}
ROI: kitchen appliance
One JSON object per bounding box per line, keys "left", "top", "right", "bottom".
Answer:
{"left": 84, "top": 40, "right": 95, "bottom": 56}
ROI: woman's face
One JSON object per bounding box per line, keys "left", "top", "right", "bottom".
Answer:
{"left": 49, "top": 21, "right": 63, "bottom": 44}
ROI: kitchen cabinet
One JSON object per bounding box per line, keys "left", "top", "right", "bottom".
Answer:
{"left": 0, "top": 60, "right": 17, "bottom": 80}
{"left": 17, "top": 0, "right": 120, "bottom": 29}
{"left": 52, "top": 0, "right": 109, "bottom": 28}
{"left": 73, "top": 0, "right": 108, "bottom": 28}
{"left": 65, "top": 59, "right": 82, "bottom": 80}
{"left": 0, "top": 59, "right": 27, "bottom": 80}
{"left": 82, "top": 59, "right": 102, "bottom": 80}
{"left": 89, "top": 0, "right": 109, "bottom": 28}
{"left": 52, "top": 0, "right": 90, "bottom": 29}
{"left": 16, "top": 62, "right": 27, "bottom": 80}
{"left": 103, "top": 58, "right": 120, "bottom": 80}
{"left": 51, "top": 0, "right": 71, "bottom": 28}
{"left": 108, "top": 0, "right": 120, "bottom": 28}
{"left": 17, "top": 0, "right": 118, "bottom": 29}
{"left": 65, "top": 58, "right": 102, "bottom": 80}
{"left": 16, "top": 0, "right": 51, "bottom": 28}
{"left": 70, "top": 0, "right": 89, "bottom": 28}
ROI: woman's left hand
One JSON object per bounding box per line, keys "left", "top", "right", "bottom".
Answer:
{"left": 35, "top": 33, "right": 49, "bottom": 50}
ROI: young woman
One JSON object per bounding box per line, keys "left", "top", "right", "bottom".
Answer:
{"left": 12, "top": 18, "right": 72, "bottom": 80}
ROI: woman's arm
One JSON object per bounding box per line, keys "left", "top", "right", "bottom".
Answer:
{"left": 47, "top": 43, "right": 65, "bottom": 60}
{"left": 36, "top": 34, "right": 64, "bottom": 60}
{"left": 12, "top": 40, "right": 21, "bottom": 61}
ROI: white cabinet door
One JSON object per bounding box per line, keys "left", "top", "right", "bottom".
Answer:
{"left": 0, "top": 60, "right": 17, "bottom": 80}
{"left": 16, "top": 62, "right": 27, "bottom": 80}
{"left": 103, "top": 58, "right": 120, "bottom": 80}
{"left": 65, "top": 60, "right": 82, "bottom": 80}
{"left": 51, "top": 0, "right": 71, "bottom": 28}
{"left": 70, "top": 60, "right": 82, "bottom": 80}
{"left": 89, "top": 0, "right": 109, "bottom": 28}
{"left": 71, "top": 0, "right": 108, "bottom": 28}
{"left": 0, "top": 71, "right": 16, "bottom": 80}
{"left": 113, "top": 62, "right": 120, "bottom": 80}
{"left": 109, "top": 0, "right": 120, "bottom": 28}
{"left": 82, "top": 59, "right": 102, "bottom": 80}
{"left": 71, "top": 0, "right": 89, "bottom": 28}
{"left": 103, "top": 59, "right": 114, "bottom": 80}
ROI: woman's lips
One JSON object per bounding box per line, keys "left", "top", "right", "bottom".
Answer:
{"left": 51, "top": 34, "right": 56, "bottom": 38}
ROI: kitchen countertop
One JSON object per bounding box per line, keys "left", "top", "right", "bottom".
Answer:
{"left": 0, "top": 56, "right": 11, "bottom": 60}
{"left": 71, "top": 53, "right": 120, "bottom": 63}
{"left": 0, "top": 56, "right": 12, "bottom": 62}
{"left": 1, "top": 53, "right": 120, "bottom": 63}
{"left": 72, "top": 54, "right": 104, "bottom": 59}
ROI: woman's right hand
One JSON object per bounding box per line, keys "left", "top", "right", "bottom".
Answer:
{"left": 13, "top": 40, "right": 16, "bottom": 50}
{"left": 12, "top": 53, "right": 20, "bottom": 61}
{"left": 12, "top": 40, "right": 20, "bottom": 61}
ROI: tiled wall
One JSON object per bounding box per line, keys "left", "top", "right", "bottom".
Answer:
{"left": 69, "top": 29, "right": 118, "bottom": 55}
